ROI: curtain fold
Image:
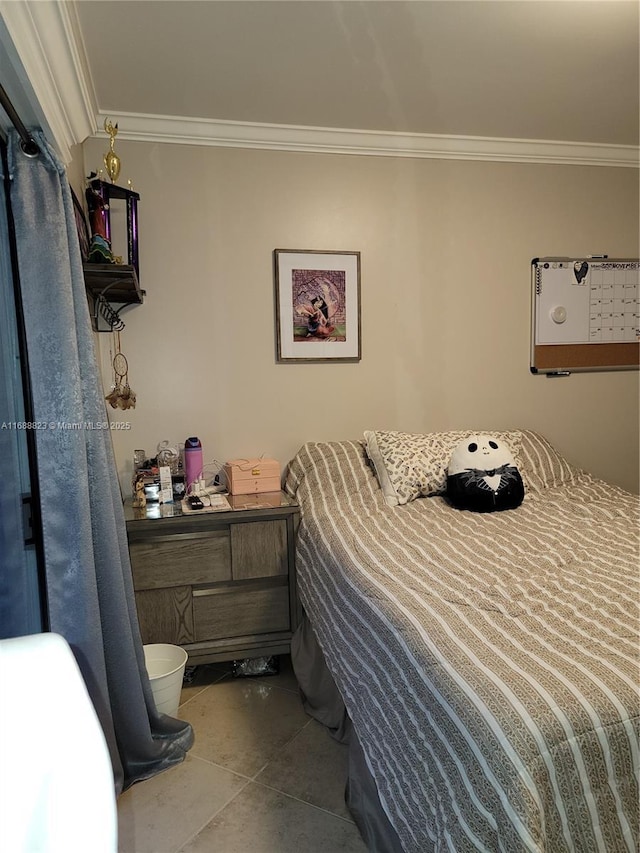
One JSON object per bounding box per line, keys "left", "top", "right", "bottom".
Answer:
{"left": 0, "top": 139, "right": 44, "bottom": 639}
{"left": 4, "top": 129, "right": 193, "bottom": 794}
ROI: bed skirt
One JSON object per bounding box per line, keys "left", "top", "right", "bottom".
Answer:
{"left": 291, "top": 615, "right": 407, "bottom": 853}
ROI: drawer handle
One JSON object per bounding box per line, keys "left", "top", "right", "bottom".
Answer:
{"left": 129, "top": 530, "right": 229, "bottom": 544}
{"left": 192, "top": 577, "right": 288, "bottom": 597}
{"left": 192, "top": 587, "right": 227, "bottom": 598}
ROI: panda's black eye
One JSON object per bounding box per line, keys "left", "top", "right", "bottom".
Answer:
{"left": 468, "top": 443, "right": 478, "bottom": 452}
{"left": 489, "top": 441, "right": 498, "bottom": 450}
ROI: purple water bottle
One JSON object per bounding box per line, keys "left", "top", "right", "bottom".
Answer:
{"left": 184, "top": 437, "right": 203, "bottom": 492}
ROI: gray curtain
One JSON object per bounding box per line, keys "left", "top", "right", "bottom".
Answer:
{"left": 0, "top": 139, "right": 43, "bottom": 639}
{"left": 4, "top": 129, "right": 193, "bottom": 794}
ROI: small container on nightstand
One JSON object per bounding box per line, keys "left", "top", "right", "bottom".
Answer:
{"left": 224, "top": 458, "right": 281, "bottom": 494}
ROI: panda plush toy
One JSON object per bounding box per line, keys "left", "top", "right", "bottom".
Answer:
{"left": 446, "top": 434, "right": 524, "bottom": 513}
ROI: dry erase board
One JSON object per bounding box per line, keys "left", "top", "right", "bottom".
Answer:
{"left": 531, "top": 257, "right": 640, "bottom": 374}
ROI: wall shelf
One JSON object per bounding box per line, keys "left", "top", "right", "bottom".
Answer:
{"left": 83, "top": 178, "right": 143, "bottom": 332}
{"left": 83, "top": 263, "right": 145, "bottom": 332}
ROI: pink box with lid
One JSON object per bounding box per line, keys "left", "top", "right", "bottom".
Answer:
{"left": 224, "top": 458, "right": 281, "bottom": 495}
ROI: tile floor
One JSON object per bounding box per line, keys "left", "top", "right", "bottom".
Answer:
{"left": 116, "top": 656, "right": 368, "bottom": 853}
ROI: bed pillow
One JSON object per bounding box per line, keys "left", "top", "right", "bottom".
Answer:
{"left": 364, "top": 429, "right": 522, "bottom": 506}
{"left": 518, "top": 430, "right": 579, "bottom": 492}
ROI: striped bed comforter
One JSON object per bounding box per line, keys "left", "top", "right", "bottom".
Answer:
{"left": 285, "top": 434, "right": 639, "bottom": 853}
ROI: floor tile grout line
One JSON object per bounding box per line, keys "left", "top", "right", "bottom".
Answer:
{"left": 177, "top": 671, "right": 228, "bottom": 710}
{"left": 172, "top": 720, "right": 348, "bottom": 850}
{"left": 173, "top": 777, "right": 357, "bottom": 853}
{"left": 245, "top": 716, "right": 356, "bottom": 824}
{"left": 167, "top": 665, "right": 343, "bottom": 850}
{"left": 179, "top": 681, "right": 311, "bottom": 771}
{"left": 170, "top": 759, "right": 355, "bottom": 853}
{"left": 177, "top": 685, "right": 209, "bottom": 710}
{"left": 245, "top": 777, "right": 357, "bottom": 825}
{"left": 186, "top": 752, "right": 254, "bottom": 782}
{"left": 121, "top": 706, "right": 358, "bottom": 852}
{"left": 251, "top": 715, "right": 314, "bottom": 773}
{"left": 173, "top": 776, "right": 254, "bottom": 853}
{"left": 187, "top": 716, "right": 311, "bottom": 781}
{"left": 177, "top": 719, "right": 340, "bottom": 825}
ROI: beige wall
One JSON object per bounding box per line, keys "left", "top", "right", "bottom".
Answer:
{"left": 82, "top": 138, "right": 640, "bottom": 494}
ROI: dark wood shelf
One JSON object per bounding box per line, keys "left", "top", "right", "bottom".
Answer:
{"left": 83, "top": 263, "right": 145, "bottom": 304}
{"left": 83, "top": 263, "right": 145, "bottom": 331}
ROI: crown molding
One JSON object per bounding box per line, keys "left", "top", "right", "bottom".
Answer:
{"left": 2, "top": 0, "right": 636, "bottom": 169}
{"left": 98, "top": 111, "right": 640, "bottom": 169}
{"left": 0, "top": 0, "right": 97, "bottom": 163}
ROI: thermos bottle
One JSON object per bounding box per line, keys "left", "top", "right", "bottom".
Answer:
{"left": 184, "top": 437, "right": 203, "bottom": 492}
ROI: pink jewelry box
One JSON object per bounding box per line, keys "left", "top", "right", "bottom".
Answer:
{"left": 224, "top": 458, "right": 281, "bottom": 495}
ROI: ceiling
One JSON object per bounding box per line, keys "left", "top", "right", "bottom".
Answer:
{"left": 74, "top": 0, "right": 639, "bottom": 146}
{"left": 1, "top": 1, "right": 639, "bottom": 166}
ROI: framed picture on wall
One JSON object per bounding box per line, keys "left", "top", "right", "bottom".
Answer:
{"left": 274, "top": 249, "right": 361, "bottom": 362}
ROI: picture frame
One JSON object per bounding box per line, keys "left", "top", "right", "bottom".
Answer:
{"left": 274, "top": 249, "right": 361, "bottom": 362}
{"left": 71, "top": 188, "right": 90, "bottom": 262}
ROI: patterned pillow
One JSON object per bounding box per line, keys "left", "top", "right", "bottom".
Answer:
{"left": 364, "top": 430, "right": 523, "bottom": 506}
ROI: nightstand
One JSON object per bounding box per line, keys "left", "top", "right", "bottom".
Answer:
{"left": 124, "top": 492, "right": 300, "bottom": 665}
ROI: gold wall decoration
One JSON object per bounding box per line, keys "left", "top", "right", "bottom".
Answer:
{"left": 103, "top": 117, "right": 121, "bottom": 184}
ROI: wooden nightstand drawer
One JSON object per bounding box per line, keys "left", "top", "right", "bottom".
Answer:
{"left": 129, "top": 530, "right": 231, "bottom": 590}
{"left": 231, "top": 520, "right": 287, "bottom": 579}
{"left": 136, "top": 586, "right": 195, "bottom": 645}
{"left": 193, "top": 585, "right": 290, "bottom": 641}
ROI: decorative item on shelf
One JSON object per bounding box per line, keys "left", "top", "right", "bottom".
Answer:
{"left": 86, "top": 180, "right": 115, "bottom": 265}
{"left": 105, "top": 329, "right": 136, "bottom": 410}
{"left": 133, "top": 449, "right": 146, "bottom": 471}
{"left": 156, "top": 440, "right": 180, "bottom": 474}
{"left": 132, "top": 473, "right": 147, "bottom": 508}
{"left": 103, "top": 117, "right": 121, "bottom": 184}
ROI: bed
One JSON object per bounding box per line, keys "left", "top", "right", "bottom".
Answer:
{"left": 284, "top": 430, "right": 639, "bottom": 853}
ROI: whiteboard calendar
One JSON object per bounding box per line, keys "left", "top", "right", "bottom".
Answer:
{"left": 534, "top": 259, "right": 639, "bottom": 344}
{"left": 531, "top": 258, "right": 640, "bottom": 373}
